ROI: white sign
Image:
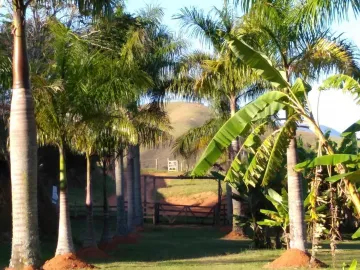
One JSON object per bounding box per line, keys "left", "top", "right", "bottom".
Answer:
{"left": 168, "top": 160, "right": 178, "bottom": 172}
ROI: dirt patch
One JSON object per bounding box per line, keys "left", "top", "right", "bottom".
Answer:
{"left": 164, "top": 191, "right": 218, "bottom": 206}
{"left": 222, "top": 231, "right": 248, "bottom": 240}
{"left": 264, "top": 249, "right": 327, "bottom": 269}
{"left": 98, "top": 233, "right": 139, "bottom": 251}
{"left": 42, "top": 253, "right": 95, "bottom": 270}
{"left": 76, "top": 246, "right": 109, "bottom": 259}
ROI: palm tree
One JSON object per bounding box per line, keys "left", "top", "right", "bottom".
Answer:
{"left": 115, "top": 147, "right": 127, "bottom": 236}
{"left": 174, "top": 3, "right": 266, "bottom": 234}
{"left": 32, "top": 21, "right": 83, "bottom": 255}
{"left": 70, "top": 122, "right": 99, "bottom": 247}
{"left": 192, "top": 31, "right": 360, "bottom": 253}
{"left": 9, "top": 0, "right": 111, "bottom": 267}
{"left": 119, "top": 5, "right": 184, "bottom": 229}
{"left": 237, "top": 1, "right": 360, "bottom": 250}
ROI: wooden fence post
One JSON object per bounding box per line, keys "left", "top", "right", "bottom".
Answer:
{"left": 153, "top": 203, "right": 160, "bottom": 225}
{"left": 143, "top": 175, "right": 147, "bottom": 219}
{"left": 153, "top": 177, "right": 156, "bottom": 203}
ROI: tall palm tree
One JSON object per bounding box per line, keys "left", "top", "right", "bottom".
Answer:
{"left": 119, "top": 5, "right": 184, "bottom": 229}
{"left": 9, "top": 0, "right": 111, "bottom": 267}
{"left": 174, "top": 3, "right": 266, "bottom": 234}
{"left": 115, "top": 147, "right": 127, "bottom": 236}
{"left": 236, "top": 0, "right": 360, "bottom": 250}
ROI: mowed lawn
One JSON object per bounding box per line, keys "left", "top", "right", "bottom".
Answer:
{"left": 1, "top": 218, "right": 359, "bottom": 269}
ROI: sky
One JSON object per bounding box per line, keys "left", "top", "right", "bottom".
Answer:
{"left": 125, "top": 0, "right": 360, "bottom": 134}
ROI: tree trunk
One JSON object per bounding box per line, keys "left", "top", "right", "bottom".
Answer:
{"left": 127, "top": 146, "right": 135, "bottom": 232}
{"left": 287, "top": 137, "right": 306, "bottom": 251}
{"left": 133, "top": 144, "right": 143, "bottom": 227}
{"left": 9, "top": 2, "right": 40, "bottom": 268}
{"left": 115, "top": 149, "right": 127, "bottom": 235}
{"left": 100, "top": 158, "right": 112, "bottom": 243}
{"left": 226, "top": 183, "right": 233, "bottom": 225}
{"left": 55, "top": 144, "right": 75, "bottom": 255}
{"left": 229, "top": 95, "right": 245, "bottom": 235}
{"left": 83, "top": 152, "right": 97, "bottom": 247}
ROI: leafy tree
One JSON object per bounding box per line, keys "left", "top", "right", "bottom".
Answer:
{"left": 8, "top": 0, "right": 111, "bottom": 266}
{"left": 192, "top": 31, "right": 360, "bottom": 253}
{"left": 174, "top": 3, "right": 266, "bottom": 233}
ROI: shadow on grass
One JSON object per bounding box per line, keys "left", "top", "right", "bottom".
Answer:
{"left": 83, "top": 224, "right": 252, "bottom": 265}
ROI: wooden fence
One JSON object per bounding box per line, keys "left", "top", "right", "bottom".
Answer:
{"left": 70, "top": 202, "right": 228, "bottom": 225}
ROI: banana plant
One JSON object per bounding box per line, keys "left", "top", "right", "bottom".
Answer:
{"left": 257, "top": 188, "right": 290, "bottom": 247}
{"left": 192, "top": 34, "right": 360, "bottom": 218}
{"left": 258, "top": 188, "right": 327, "bottom": 246}
{"left": 343, "top": 260, "right": 358, "bottom": 270}
{"left": 295, "top": 119, "right": 360, "bottom": 239}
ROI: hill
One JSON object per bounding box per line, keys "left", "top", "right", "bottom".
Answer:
{"left": 140, "top": 102, "right": 212, "bottom": 171}
{"left": 140, "top": 102, "right": 344, "bottom": 171}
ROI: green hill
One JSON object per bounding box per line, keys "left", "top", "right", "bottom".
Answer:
{"left": 140, "top": 102, "right": 213, "bottom": 171}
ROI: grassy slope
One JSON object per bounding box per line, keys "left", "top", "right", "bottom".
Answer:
{"left": 140, "top": 102, "right": 212, "bottom": 171}
{"left": 1, "top": 221, "right": 358, "bottom": 269}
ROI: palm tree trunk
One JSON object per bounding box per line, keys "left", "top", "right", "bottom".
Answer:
{"left": 127, "top": 146, "right": 135, "bottom": 232}
{"left": 55, "top": 144, "right": 75, "bottom": 255}
{"left": 83, "top": 152, "right": 97, "bottom": 247}
{"left": 100, "top": 158, "right": 112, "bottom": 243}
{"left": 230, "top": 96, "right": 245, "bottom": 235}
{"left": 115, "top": 149, "right": 127, "bottom": 235}
{"left": 287, "top": 137, "right": 306, "bottom": 251}
{"left": 9, "top": 1, "right": 40, "bottom": 268}
{"left": 133, "top": 144, "right": 143, "bottom": 227}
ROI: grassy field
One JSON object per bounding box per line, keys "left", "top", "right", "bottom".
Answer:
{"left": 156, "top": 179, "right": 225, "bottom": 201}
{"left": 1, "top": 218, "right": 359, "bottom": 269}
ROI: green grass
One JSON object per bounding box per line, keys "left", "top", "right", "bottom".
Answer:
{"left": 1, "top": 218, "right": 359, "bottom": 269}
{"left": 156, "top": 179, "right": 226, "bottom": 201}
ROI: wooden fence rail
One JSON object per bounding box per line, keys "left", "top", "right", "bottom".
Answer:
{"left": 70, "top": 201, "right": 228, "bottom": 225}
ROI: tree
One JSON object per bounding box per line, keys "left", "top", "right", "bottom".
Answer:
{"left": 8, "top": 0, "right": 111, "bottom": 267}
{"left": 174, "top": 3, "right": 266, "bottom": 233}
{"left": 231, "top": 0, "right": 359, "bottom": 249}
{"left": 192, "top": 32, "right": 360, "bottom": 253}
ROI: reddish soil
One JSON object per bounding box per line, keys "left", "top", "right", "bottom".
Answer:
{"left": 42, "top": 253, "right": 95, "bottom": 270}
{"left": 98, "top": 233, "right": 139, "bottom": 251}
{"left": 222, "top": 231, "right": 248, "bottom": 240}
{"left": 265, "top": 249, "right": 327, "bottom": 269}
{"left": 107, "top": 174, "right": 229, "bottom": 218}
{"left": 164, "top": 191, "right": 220, "bottom": 206}
{"left": 76, "top": 246, "right": 110, "bottom": 259}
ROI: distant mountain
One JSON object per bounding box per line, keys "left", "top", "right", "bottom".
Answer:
{"left": 319, "top": 125, "right": 341, "bottom": 137}
{"left": 298, "top": 124, "right": 341, "bottom": 137}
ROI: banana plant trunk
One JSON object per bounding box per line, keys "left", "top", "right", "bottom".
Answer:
{"left": 9, "top": 1, "right": 40, "bottom": 268}
{"left": 100, "top": 158, "right": 112, "bottom": 243}
{"left": 127, "top": 146, "right": 135, "bottom": 232}
{"left": 304, "top": 116, "right": 360, "bottom": 215}
{"left": 55, "top": 144, "right": 75, "bottom": 255}
{"left": 230, "top": 96, "right": 245, "bottom": 235}
{"left": 83, "top": 152, "right": 97, "bottom": 247}
{"left": 287, "top": 137, "right": 306, "bottom": 251}
{"left": 133, "top": 144, "right": 143, "bottom": 227}
{"left": 115, "top": 149, "right": 128, "bottom": 235}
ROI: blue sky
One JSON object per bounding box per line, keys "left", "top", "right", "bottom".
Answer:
{"left": 125, "top": 0, "right": 360, "bottom": 133}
